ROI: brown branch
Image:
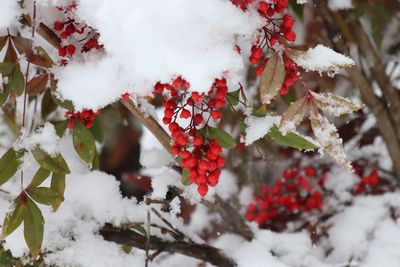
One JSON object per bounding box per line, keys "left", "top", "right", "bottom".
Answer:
{"left": 100, "top": 225, "right": 236, "bottom": 267}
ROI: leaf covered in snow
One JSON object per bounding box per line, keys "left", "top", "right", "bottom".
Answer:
{"left": 279, "top": 95, "right": 308, "bottom": 134}
{"left": 310, "top": 111, "right": 352, "bottom": 171}
{"left": 289, "top": 45, "right": 354, "bottom": 75}
{"left": 311, "top": 91, "right": 364, "bottom": 116}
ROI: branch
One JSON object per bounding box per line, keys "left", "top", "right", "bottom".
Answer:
{"left": 100, "top": 225, "right": 236, "bottom": 267}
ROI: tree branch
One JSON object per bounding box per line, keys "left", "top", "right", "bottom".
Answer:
{"left": 100, "top": 225, "right": 236, "bottom": 267}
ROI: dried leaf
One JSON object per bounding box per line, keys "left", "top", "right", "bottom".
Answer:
{"left": 26, "top": 47, "right": 54, "bottom": 68}
{"left": 11, "top": 36, "right": 33, "bottom": 55}
{"left": 260, "top": 52, "right": 285, "bottom": 104}
{"left": 37, "top": 23, "right": 61, "bottom": 49}
{"left": 27, "top": 74, "right": 49, "bottom": 95}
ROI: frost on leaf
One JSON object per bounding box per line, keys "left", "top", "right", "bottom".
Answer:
{"left": 260, "top": 52, "right": 285, "bottom": 105}
{"left": 311, "top": 91, "right": 364, "bottom": 116}
{"left": 289, "top": 45, "right": 355, "bottom": 75}
{"left": 244, "top": 115, "right": 280, "bottom": 145}
{"left": 279, "top": 96, "right": 308, "bottom": 135}
{"left": 310, "top": 112, "right": 352, "bottom": 171}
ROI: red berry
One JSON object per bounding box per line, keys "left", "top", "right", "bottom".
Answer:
{"left": 180, "top": 109, "right": 191, "bottom": 119}
{"left": 193, "top": 114, "right": 204, "bottom": 125}
{"left": 197, "top": 184, "right": 209, "bottom": 196}
{"left": 54, "top": 21, "right": 64, "bottom": 31}
{"left": 211, "top": 110, "right": 222, "bottom": 120}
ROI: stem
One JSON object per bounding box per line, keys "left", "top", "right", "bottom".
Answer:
{"left": 20, "top": 1, "right": 37, "bottom": 191}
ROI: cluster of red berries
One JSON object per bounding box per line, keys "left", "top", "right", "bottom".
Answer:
{"left": 66, "top": 110, "right": 99, "bottom": 129}
{"left": 236, "top": 1, "right": 299, "bottom": 95}
{"left": 154, "top": 77, "right": 229, "bottom": 196}
{"left": 279, "top": 56, "right": 299, "bottom": 95}
{"left": 246, "top": 166, "right": 324, "bottom": 229}
{"left": 53, "top": 3, "right": 103, "bottom": 65}
{"left": 353, "top": 167, "right": 380, "bottom": 194}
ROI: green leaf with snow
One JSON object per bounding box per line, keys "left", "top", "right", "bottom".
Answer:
{"left": 32, "top": 147, "right": 70, "bottom": 174}
{"left": 268, "top": 126, "right": 319, "bottom": 150}
{"left": 2, "top": 196, "right": 26, "bottom": 238}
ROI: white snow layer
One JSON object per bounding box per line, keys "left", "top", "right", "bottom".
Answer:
{"left": 245, "top": 115, "right": 280, "bottom": 145}
{"left": 292, "top": 45, "right": 354, "bottom": 74}
{"left": 54, "top": 0, "right": 263, "bottom": 110}
{"left": 0, "top": 0, "right": 18, "bottom": 29}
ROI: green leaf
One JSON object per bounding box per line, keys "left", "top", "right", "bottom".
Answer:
{"left": 268, "top": 125, "right": 319, "bottom": 150}
{"left": 0, "top": 91, "right": 9, "bottom": 107}
{"left": 73, "top": 121, "right": 96, "bottom": 164}
{"left": 259, "top": 52, "right": 285, "bottom": 105}
{"left": 289, "top": 0, "right": 304, "bottom": 21}
{"left": 9, "top": 68, "right": 25, "bottom": 96}
{"left": 0, "top": 148, "right": 22, "bottom": 187}
{"left": 31, "top": 147, "right": 70, "bottom": 174}
{"left": 226, "top": 89, "right": 240, "bottom": 106}
{"left": 24, "top": 197, "right": 44, "bottom": 259}
{"left": 91, "top": 146, "right": 100, "bottom": 170}
{"left": 252, "top": 106, "right": 267, "bottom": 117}
{"left": 89, "top": 116, "right": 103, "bottom": 143}
{"left": 208, "top": 127, "right": 237, "bottom": 149}
{"left": 54, "top": 120, "right": 69, "bottom": 137}
{"left": 27, "top": 187, "right": 58, "bottom": 206}
{"left": 0, "top": 63, "right": 14, "bottom": 75}
{"left": 0, "top": 36, "right": 7, "bottom": 52}
{"left": 41, "top": 89, "right": 58, "bottom": 120}
{"left": 49, "top": 79, "right": 74, "bottom": 111}
{"left": 2, "top": 197, "right": 27, "bottom": 238}
{"left": 121, "top": 245, "right": 133, "bottom": 254}
{"left": 27, "top": 168, "right": 51, "bottom": 189}
{"left": 50, "top": 172, "right": 65, "bottom": 211}
{"left": 181, "top": 168, "right": 191, "bottom": 186}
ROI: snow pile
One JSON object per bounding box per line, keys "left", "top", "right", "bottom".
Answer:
{"left": 0, "top": 0, "right": 18, "bottom": 29}
{"left": 54, "top": 0, "right": 263, "bottom": 110}
{"left": 292, "top": 45, "right": 355, "bottom": 75}
{"left": 13, "top": 123, "right": 60, "bottom": 156}
{"left": 245, "top": 115, "right": 280, "bottom": 145}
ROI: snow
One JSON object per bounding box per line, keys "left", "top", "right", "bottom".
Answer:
{"left": 0, "top": 0, "right": 18, "bottom": 30}
{"left": 245, "top": 115, "right": 280, "bottom": 145}
{"left": 328, "top": 0, "right": 353, "bottom": 11}
{"left": 13, "top": 123, "right": 60, "bottom": 156}
{"left": 54, "top": 0, "right": 263, "bottom": 110}
{"left": 292, "top": 45, "right": 355, "bottom": 75}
